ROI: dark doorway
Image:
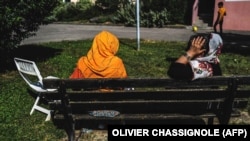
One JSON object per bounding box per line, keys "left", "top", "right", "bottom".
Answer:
{"left": 184, "top": 0, "right": 196, "bottom": 25}
{"left": 198, "top": 0, "right": 215, "bottom": 26}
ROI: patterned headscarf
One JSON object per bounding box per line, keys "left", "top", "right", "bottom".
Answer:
{"left": 189, "top": 33, "right": 223, "bottom": 80}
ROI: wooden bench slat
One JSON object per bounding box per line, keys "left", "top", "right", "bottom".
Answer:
{"left": 43, "top": 77, "right": 232, "bottom": 89}
{"left": 56, "top": 100, "right": 246, "bottom": 114}
{"left": 43, "top": 90, "right": 250, "bottom": 102}
{"left": 65, "top": 91, "right": 228, "bottom": 100}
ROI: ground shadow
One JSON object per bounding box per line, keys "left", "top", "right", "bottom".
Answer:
{"left": 221, "top": 32, "right": 250, "bottom": 56}
{"left": 0, "top": 44, "right": 62, "bottom": 73}
{"left": 119, "top": 38, "right": 138, "bottom": 50}
{"left": 27, "top": 88, "right": 50, "bottom": 105}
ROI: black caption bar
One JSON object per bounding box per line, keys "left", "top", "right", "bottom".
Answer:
{"left": 108, "top": 125, "right": 250, "bottom": 140}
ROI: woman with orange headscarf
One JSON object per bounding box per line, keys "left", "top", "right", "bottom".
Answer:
{"left": 70, "top": 30, "right": 127, "bottom": 79}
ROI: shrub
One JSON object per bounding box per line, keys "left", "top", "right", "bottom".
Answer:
{"left": 0, "top": 0, "right": 60, "bottom": 50}
{"left": 54, "top": 0, "right": 97, "bottom": 22}
{"left": 0, "top": 0, "right": 60, "bottom": 72}
{"left": 113, "top": 1, "right": 170, "bottom": 27}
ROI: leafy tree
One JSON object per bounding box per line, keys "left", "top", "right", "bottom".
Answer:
{"left": 113, "top": 1, "right": 170, "bottom": 27}
{"left": 54, "top": 0, "right": 94, "bottom": 22}
{"left": 0, "top": 0, "right": 60, "bottom": 71}
{"left": 95, "top": 0, "right": 121, "bottom": 14}
{"left": 0, "top": 0, "right": 60, "bottom": 49}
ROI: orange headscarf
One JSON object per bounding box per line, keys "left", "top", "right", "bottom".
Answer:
{"left": 70, "top": 30, "right": 127, "bottom": 79}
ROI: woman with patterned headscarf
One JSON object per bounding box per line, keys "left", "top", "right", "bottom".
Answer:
{"left": 167, "top": 33, "right": 223, "bottom": 81}
{"left": 70, "top": 30, "right": 127, "bottom": 79}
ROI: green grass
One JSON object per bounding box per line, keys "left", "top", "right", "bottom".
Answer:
{"left": 1, "top": 39, "right": 250, "bottom": 140}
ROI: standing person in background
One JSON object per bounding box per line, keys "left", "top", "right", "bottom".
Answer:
{"left": 70, "top": 30, "right": 127, "bottom": 79}
{"left": 167, "top": 33, "right": 223, "bottom": 81}
{"left": 213, "top": 1, "right": 227, "bottom": 35}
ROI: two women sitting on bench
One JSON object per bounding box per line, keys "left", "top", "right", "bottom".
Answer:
{"left": 70, "top": 30, "right": 223, "bottom": 82}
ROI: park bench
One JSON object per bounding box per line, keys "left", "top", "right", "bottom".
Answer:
{"left": 42, "top": 76, "right": 250, "bottom": 141}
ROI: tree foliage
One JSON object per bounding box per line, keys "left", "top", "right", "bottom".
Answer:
{"left": 0, "top": 0, "right": 60, "bottom": 50}
{"left": 54, "top": 0, "right": 94, "bottom": 22}
{"left": 113, "top": 0, "right": 170, "bottom": 27}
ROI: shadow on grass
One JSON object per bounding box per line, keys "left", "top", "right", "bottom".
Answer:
{"left": 119, "top": 38, "right": 138, "bottom": 50}
{"left": 27, "top": 88, "right": 50, "bottom": 105}
{"left": 221, "top": 32, "right": 250, "bottom": 56}
{"left": 0, "top": 44, "right": 62, "bottom": 73}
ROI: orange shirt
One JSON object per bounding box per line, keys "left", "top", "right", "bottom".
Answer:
{"left": 218, "top": 7, "right": 226, "bottom": 21}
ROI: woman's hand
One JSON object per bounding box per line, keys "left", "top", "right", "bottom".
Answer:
{"left": 186, "top": 36, "right": 206, "bottom": 58}
{"left": 175, "top": 36, "right": 206, "bottom": 64}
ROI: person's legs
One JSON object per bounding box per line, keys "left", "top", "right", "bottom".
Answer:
{"left": 219, "top": 20, "right": 223, "bottom": 34}
{"left": 213, "top": 21, "right": 218, "bottom": 33}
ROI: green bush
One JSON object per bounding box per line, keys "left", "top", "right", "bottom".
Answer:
{"left": 113, "top": 2, "right": 136, "bottom": 26}
{"left": 0, "top": 0, "right": 60, "bottom": 50}
{"left": 55, "top": 2, "right": 82, "bottom": 21}
{"left": 0, "top": 0, "right": 60, "bottom": 72}
{"left": 53, "top": 0, "right": 189, "bottom": 26}
{"left": 95, "top": 0, "right": 121, "bottom": 14}
{"left": 113, "top": 1, "right": 170, "bottom": 27}
{"left": 167, "top": 0, "right": 188, "bottom": 24}
{"left": 54, "top": 0, "right": 100, "bottom": 22}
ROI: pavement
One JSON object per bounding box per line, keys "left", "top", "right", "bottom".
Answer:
{"left": 21, "top": 23, "right": 194, "bottom": 44}
{"left": 21, "top": 23, "right": 250, "bottom": 49}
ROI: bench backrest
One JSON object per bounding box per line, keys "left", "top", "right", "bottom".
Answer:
{"left": 42, "top": 76, "right": 250, "bottom": 128}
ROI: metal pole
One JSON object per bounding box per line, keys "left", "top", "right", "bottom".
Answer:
{"left": 136, "top": 0, "right": 140, "bottom": 51}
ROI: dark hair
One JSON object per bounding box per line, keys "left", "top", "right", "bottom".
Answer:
{"left": 186, "top": 33, "right": 211, "bottom": 56}
{"left": 218, "top": 2, "right": 223, "bottom": 6}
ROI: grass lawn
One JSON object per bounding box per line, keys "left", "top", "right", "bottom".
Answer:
{"left": 1, "top": 38, "right": 250, "bottom": 140}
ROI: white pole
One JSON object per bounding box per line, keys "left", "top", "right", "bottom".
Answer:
{"left": 136, "top": 0, "right": 140, "bottom": 51}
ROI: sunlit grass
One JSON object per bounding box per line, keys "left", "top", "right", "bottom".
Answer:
{"left": 1, "top": 39, "right": 250, "bottom": 140}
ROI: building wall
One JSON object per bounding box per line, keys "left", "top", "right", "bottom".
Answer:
{"left": 192, "top": 0, "right": 199, "bottom": 25}
{"left": 214, "top": 0, "right": 250, "bottom": 31}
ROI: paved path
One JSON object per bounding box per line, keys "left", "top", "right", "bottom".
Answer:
{"left": 22, "top": 23, "right": 250, "bottom": 49}
{"left": 21, "top": 23, "right": 199, "bottom": 44}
